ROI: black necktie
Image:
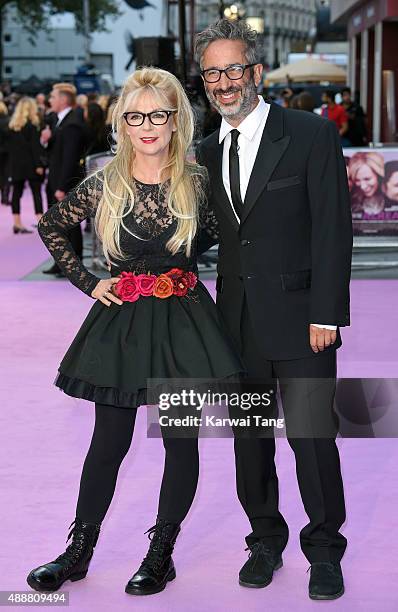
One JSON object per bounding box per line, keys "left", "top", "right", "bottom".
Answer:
{"left": 229, "top": 129, "right": 243, "bottom": 220}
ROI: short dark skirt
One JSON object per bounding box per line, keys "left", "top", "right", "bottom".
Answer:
{"left": 54, "top": 281, "right": 245, "bottom": 408}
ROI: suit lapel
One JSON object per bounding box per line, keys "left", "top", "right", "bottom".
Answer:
{"left": 240, "top": 102, "right": 290, "bottom": 225}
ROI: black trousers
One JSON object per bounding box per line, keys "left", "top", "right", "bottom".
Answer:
{"left": 11, "top": 178, "right": 43, "bottom": 215}
{"left": 75, "top": 402, "right": 199, "bottom": 525}
{"left": 234, "top": 296, "right": 347, "bottom": 563}
{"left": 47, "top": 183, "right": 83, "bottom": 260}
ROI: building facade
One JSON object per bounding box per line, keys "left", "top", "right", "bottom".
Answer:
{"left": 195, "top": 0, "right": 318, "bottom": 69}
{"left": 331, "top": 0, "right": 398, "bottom": 143}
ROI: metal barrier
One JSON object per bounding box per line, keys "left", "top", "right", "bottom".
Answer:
{"left": 85, "top": 151, "right": 114, "bottom": 271}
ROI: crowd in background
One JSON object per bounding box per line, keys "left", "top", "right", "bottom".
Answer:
{"left": 0, "top": 79, "right": 368, "bottom": 253}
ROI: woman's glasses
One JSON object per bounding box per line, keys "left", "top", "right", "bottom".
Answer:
{"left": 122, "top": 110, "right": 176, "bottom": 127}
{"left": 201, "top": 63, "right": 256, "bottom": 83}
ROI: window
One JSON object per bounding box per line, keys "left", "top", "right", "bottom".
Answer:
{"left": 4, "top": 33, "right": 12, "bottom": 43}
{"left": 5, "top": 66, "right": 12, "bottom": 74}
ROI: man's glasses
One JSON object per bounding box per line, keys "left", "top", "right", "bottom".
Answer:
{"left": 122, "top": 110, "right": 176, "bottom": 127}
{"left": 201, "top": 63, "right": 257, "bottom": 83}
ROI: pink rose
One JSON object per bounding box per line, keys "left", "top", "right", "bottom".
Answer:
{"left": 136, "top": 273, "right": 157, "bottom": 296}
{"left": 115, "top": 272, "right": 140, "bottom": 302}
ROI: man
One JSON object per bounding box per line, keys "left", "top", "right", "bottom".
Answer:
{"left": 341, "top": 87, "right": 368, "bottom": 146}
{"left": 41, "top": 83, "right": 85, "bottom": 277}
{"left": 321, "top": 90, "right": 349, "bottom": 146}
{"left": 195, "top": 19, "right": 353, "bottom": 601}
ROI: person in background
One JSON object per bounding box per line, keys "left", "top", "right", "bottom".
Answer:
{"left": 382, "top": 160, "right": 398, "bottom": 207}
{"left": 348, "top": 151, "right": 385, "bottom": 216}
{"left": 296, "top": 91, "right": 315, "bottom": 113}
{"left": 321, "top": 90, "right": 349, "bottom": 146}
{"left": 341, "top": 87, "right": 367, "bottom": 146}
{"left": 75, "top": 94, "right": 88, "bottom": 123}
{"left": 97, "top": 95, "right": 110, "bottom": 113}
{"left": 35, "top": 93, "right": 47, "bottom": 121}
{"left": 83, "top": 102, "right": 110, "bottom": 156}
{"left": 40, "top": 82, "right": 86, "bottom": 276}
{"left": 6, "top": 97, "right": 44, "bottom": 233}
{"left": 0, "top": 100, "right": 10, "bottom": 206}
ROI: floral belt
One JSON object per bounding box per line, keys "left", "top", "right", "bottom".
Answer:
{"left": 114, "top": 267, "right": 198, "bottom": 302}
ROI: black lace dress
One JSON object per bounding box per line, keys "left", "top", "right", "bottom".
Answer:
{"left": 38, "top": 174, "right": 245, "bottom": 408}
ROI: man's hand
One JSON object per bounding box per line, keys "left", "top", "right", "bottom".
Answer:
{"left": 40, "top": 126, "right": 52, "bottom": 145}
{"left": 55, "top": 190, "right": 66, "bottom": 201}
{"left": 309, "top": 325, "right": 336, "bottom": 353}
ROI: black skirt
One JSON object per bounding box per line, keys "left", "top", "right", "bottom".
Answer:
{"left": 54, "top": 281, "right": 245, "bottom": 408}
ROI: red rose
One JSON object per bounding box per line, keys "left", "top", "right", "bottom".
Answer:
{"left": 166, "top": 268, "right": 184, "bottom": 281}
{"left": 136, "top": 273, "right": 156, "bottom": 296}
{"left": 184, "top": 271, "right": 197, "bottom": 289}
{"left": 173, "top": 276, "right": 189, "bottom": 297}
{"left": 115, "top": 272, "right": 140, "bottom": 302}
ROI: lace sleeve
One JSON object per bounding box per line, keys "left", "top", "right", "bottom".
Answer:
{"left": 38, "top": 174, "right": 103, "bottom": 298}
{"left": 196, "top": 173, "right": 219, "bottom": 255}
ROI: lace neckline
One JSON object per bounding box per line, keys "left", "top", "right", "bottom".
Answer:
{"left": 133, "top": 176, "right": 171, "bottom": 186}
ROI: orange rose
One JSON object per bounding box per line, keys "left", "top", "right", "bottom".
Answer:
{"left": 153, "top": 274, "right": 174, "bottom": 299}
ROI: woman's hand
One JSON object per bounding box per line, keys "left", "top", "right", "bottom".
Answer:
{"left": 91, "top": 277, "right": 123, "bottom": 307}
{"left": 35, "top": 167, "right": 44, "bottom": 176}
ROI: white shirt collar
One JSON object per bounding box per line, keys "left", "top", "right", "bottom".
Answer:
{"left": 57, "top": 106, "right": 72, "bottom": 124}
{"left": 219, "top": 96, "right": 269, "bottom": 144}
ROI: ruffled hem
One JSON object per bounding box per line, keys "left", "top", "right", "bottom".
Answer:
{"left": 54, "top": 371, "right": 148, "bottom": 408}
{"left": 54, "top": 370, "right": 246, "bottom": 409}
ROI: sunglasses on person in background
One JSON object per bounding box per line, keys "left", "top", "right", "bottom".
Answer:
{"left": 200, "top": 63, "right": 257, "bottom": 83}
{"left": 122, "top": 110, "right": 176, "bottom": 127}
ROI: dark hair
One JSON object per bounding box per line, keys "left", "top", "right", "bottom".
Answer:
{"left": 384, "top": 161, "right": 398, "bottom": 183}
{"left": 194, "top": 18, "right": 262, "bottom": 68}
{"left": 341, "top": 87, "right": 351, "bottom": 95}
{"left": 86, "top": 102, "right": 105, "bottom": 141}
{"left": 297, "top": 91, "right": 315, "bottom": 113}
{"left": 324, "top": 89, "right": 335, "bottom": 102}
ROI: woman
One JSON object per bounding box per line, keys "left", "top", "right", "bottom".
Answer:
{"left": 83, "top": 102, "right": 110, "bottom": 156}
{"left": 6, "top": 96, "right": 45, "bottom": 233}
{"left": 0, "top": 100, "right": 10, "bottom": 206}
{"left": 26, "top": 67, "right": 244, "bottom": 596}
{"left": 348, "top": 151, "right": 385, "bottom": 217}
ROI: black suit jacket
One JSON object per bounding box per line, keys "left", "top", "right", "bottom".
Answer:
{"left": 197, "top": 102, "right": 353, "bottom": 361}
{"left": 46, "top": 109, "right": 85, "bottom": 193}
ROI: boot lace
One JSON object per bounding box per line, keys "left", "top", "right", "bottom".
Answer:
{"left": 140, "top": 523, "right": 175, "bottom": 573}
{"left": 54, "top": 519, "right": 98, "bottom": 567}
{"left": 245, "top": 541, "right": 276, "bottom": 570}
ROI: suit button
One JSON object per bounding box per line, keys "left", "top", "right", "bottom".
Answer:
{"left": 241, "top": 239, "right": 250, "bottom": 246}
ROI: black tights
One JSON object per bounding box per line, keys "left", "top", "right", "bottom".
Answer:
{"left": 76, "top": 402, "right": 199, "bottom": 525}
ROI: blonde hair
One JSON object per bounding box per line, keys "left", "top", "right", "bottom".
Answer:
{"left": 9, "top": 97, "right": 40, "bottom": 131}
{"left": 0, "top": 101, "right": 8, "bottom": 116}
{"left": 52, "top": 82, "right": 77, "bottom": 106}
{"left": 348, "top": 152, "right": 384, "bottom": 181}
{"left": 89, "top": 66, "right": 207, "bottom": 263}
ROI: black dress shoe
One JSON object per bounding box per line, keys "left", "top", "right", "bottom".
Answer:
{"left": 239, "top": 541, "right": 283, "bottom": 588}
{"left": 42, "top": 264, "right": 61, "bottom": 275}
{"left": 125, "top": 519, "right": 180, "bottom": 596}
{"left": 26, "top": 518, "right": 101, "bottom": 593}
{"left": 308, "top": 562, "right": 344, "bottom": 600}
{"left": 13, "top": 225, "right": 33, "bottom": 234}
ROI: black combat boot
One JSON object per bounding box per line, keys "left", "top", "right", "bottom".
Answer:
{"left": 125, "top": 518, "right": 181, "bottom": 596}
{"left": 26, "top": 518, "right": 101, "bottom": 592}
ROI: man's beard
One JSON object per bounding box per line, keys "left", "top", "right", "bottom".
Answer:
{"left": 206, "top": 79, "right": 258, "bottom": 122}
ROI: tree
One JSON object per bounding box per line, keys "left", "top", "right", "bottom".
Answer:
{"left": 0, "top": 0, "right": 121, "bottom": 80}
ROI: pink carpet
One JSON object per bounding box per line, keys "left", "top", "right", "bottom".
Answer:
{"left": 1, "top": 188, "right": 397, "bottom": 610}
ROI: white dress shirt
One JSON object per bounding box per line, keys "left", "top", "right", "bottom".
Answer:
{"left": 219, "top": 95, "right": 336, "bottom": 331}
{"left": 56, "top": 106, "right": 72, "bottom": 127}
